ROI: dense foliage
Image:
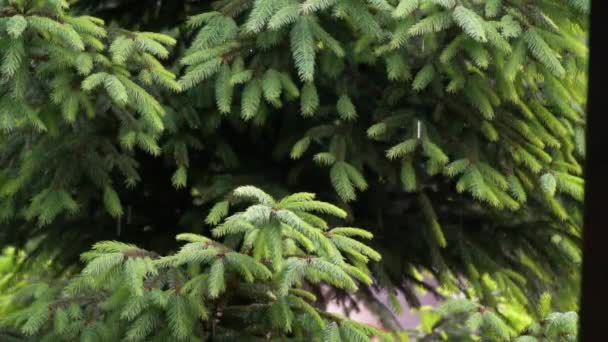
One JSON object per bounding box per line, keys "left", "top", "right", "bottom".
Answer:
{"left": 410, "top": 294, "right": 578, "bottom": 341}
{"left": 1, "top": 187, "right": 578, "bottom": 341}
{"left": 2, "top": 187, "right": 392, "bottom": 341}
{"left": 0, "top": 0, "right": 588, "bottom": 338}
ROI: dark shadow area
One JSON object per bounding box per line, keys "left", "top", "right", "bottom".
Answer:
{"left": 580, "top": 1, "right": 608, "bottom": 340}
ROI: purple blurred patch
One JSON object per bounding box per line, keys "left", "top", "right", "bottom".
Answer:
{"left": 325, "top": 280, "right": 440, "bottom": 330}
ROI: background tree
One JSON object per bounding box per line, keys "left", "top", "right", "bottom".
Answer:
{"left": 0, "top": 0, "right": 587, "bottom": 333}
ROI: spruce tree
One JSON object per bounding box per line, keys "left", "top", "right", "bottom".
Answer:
{"left": 3, "top": 186, "right": 393, "bottom": 341}
{"left": 0, "top": 0, "right": 587, "bottom": 336}
{"left": 1, "top": 187, "right": 579, "bottom": 341}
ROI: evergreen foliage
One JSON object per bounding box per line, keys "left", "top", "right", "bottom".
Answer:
{"left": 1, "top": 186, "right": 392, "bottom": 341}
{"left": 409, "top": 294, "right": 578, "bottom": 341}
{"left": 0, "top": 0, "right": 588, "bottom": 337}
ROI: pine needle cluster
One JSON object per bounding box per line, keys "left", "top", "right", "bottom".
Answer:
{"left": 2, "top": 186, "right": 391, "bottom": 341}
